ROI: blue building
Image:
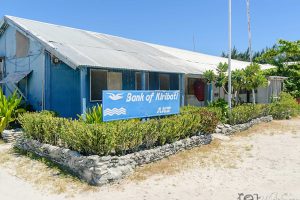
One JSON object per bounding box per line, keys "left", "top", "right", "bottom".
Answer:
{"left": 0, "top": 16, "right": 273, "bottom": 118}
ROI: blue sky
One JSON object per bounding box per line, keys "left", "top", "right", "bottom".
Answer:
{"left": 0, "top": 0, "right": 299, "bottom": 56}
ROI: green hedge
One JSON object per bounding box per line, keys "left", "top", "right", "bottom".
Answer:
{"left": 228, "top": 104, "right": 270, "bottom": 125}
{"left": 269, "top": 92, "right": 300, "bottom": 119}
{"left": 18, "top": 107, "right": 219, "bottom": 156}
{"left": 18, "top": 92, "right": 300, "bottom": 156}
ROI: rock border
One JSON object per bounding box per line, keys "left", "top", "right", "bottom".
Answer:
{"left": 14, "top": 115, "right": 272, "bottom": 186}
{"left": 15, "top": 134, "right": 212, "bottom": 185}
{"left": 215, "top": 115, "right": 273, "bottom": 135}
{"left": 1, "top": 129, "right": 23, "bottom": 143}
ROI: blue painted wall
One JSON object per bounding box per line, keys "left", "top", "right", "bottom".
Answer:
{"left": 45, "top": 53, "right": 81, "bottom": 118}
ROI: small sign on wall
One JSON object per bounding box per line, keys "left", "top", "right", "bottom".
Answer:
{"left": 102, "top": 90, "right": 180, "bottom": 122}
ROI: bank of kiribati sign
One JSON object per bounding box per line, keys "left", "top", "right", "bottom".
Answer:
{"left": 102, "top": 90, "right": 180, "bottom": 122}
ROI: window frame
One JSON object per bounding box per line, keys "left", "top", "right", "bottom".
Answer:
{"left": 15, "top": 30, "right": 29, "bottom": 58}
{"left": 187, "top": 77, "right": 199, "bottom": 95}
{"left": 89, "top": 69, "right": 108, "bottom": 102}
{"left": 159, "top": 73, "right": 170, "bottom": 90}
{"left": 90, "top": 69, "right": 123, "bottom": 102}
{"left": 107, "top": 71, "right": 123, "bottom": 90}
{"left": 135, "top": 72, "right": 149, "bottom": 90}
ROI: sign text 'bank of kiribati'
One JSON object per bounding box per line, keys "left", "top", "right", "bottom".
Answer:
{"left": 102, "top": 90, "right": 180, "bottom": 121}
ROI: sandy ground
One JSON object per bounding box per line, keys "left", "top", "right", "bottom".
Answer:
{"left": 0, "top": 118, "right": 300, "bottom": 200}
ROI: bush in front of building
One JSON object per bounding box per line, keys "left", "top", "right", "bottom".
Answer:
{"left": 79, "top": 104, "right": 103, "bottom": 124}
{"left": 18, "top": 107, "right": 219, "bottom": 156}
{"left": 0, "top": 90, "right": 25, "bottom": 133}
{"left": 228, "top": 104, "right": 270, "bottom": 125}
{"left": 207, "top": 98, "right": 229, "bottom": 122}
{"left": 180, "top": 105, "right": 224, "bottom": 123}
{"left": 269, "top": 92, "right": 300, "bottom": 119}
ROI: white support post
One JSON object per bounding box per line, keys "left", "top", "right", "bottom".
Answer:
{"left": 179, "top": 74, "right": 185, "bottom": 106}
{"left": 141, "top": 71, "right": 146, "bottom": 90}
{"left": 80, "top": 67, "right": 87, "bottom": 116}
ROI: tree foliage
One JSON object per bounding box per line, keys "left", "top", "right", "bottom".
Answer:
{"left": 256, "top": 39, "right": 300, "bottom": 98}
{"left": 221, "top": 46, "right": 270, "bottom": 62}
{"left": 244, "top": 63, "right": 267, "bottom": 104}
{"left": 203, "top": 70, "right": 216, "bottom": 83}
{"left": 215, "top": 62, "right": 228, "bottom": 94}
{"left": 202, "top": 62, "right": 267, "bottom": 105}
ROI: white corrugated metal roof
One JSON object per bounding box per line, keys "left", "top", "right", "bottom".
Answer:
{"left": 4, "top": 15, "right": 273, "bottom": 74}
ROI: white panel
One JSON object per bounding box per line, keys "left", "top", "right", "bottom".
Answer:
{"left": 108, "top": 72, "right": 122, "bottom": 90}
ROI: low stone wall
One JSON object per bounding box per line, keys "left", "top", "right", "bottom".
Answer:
{"left": 214, "top": 115, "right": 273, "bottom": 135}
{"left": 1, "top": 129, "right": 23, "bottom": 143}
{"left": 15, "top": 115, "right": 273, "bottom": 186}
{"left": 15, "top": 134, "right": 212, "bottom": 185}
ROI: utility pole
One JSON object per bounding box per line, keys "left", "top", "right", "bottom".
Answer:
{"left": 246, "top": 0, "right": 252, "bottom": 62}
{"left": 228, "top": 0, "right": 232, "bottom": 110}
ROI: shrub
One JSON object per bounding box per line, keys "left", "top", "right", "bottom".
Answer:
{"left": 180, "top": 105, "right": 223, "bottom": 123}
{"left": 270, "top": 92, "right": 300, "bottom": 119}
{"left": 228, "top": 104, "right": 270, "bottom": 125}
{"left": 18, "top": 107, "right": 219, "bottom": 156}
{"left": 207, "top": 98, "right": 229, "bottom": 122}
{"left": 79, "top": 104, "right": 103, "bottom": 124}
{"left": 0, "top": 90, "right": 24, "bottom": 133}
{"left": 198, "top": 108, "right": 220, "bottom": 133}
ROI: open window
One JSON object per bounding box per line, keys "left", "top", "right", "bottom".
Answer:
{"left": 135, "top": 72, "right": 149, "bottom": 90}
{"left": 187, "top": 77, "right": 205, "bottom": 101}
{"left": 16, "top": 31, "right": 29, "bottom": 58}
{"left": 159, "top": 74, "right": 170, "bottom": 90}
{"left": 90, "top": 69, "right": 122, "bottom": 101}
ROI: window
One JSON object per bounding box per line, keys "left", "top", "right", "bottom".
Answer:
{"left": 16, "top": 31, "right": 29, "bottom": 58}
{"left": 159, "top": 74, "right": 170, "bottom": 90}
{"left": 188, "top": 78, "right": 198, "bottom": 95}
{"left": 90, "top": 70, "right": 107, "bottom": 101}
{"left": 90, "top": 70, "right": 122, "bottom": 101}
{"left": 188, "top": 78, "right": 205, "bottom": 101}
{"left": 108, "top": 72, "right": 122, "bottom": 90}
{"left": 135, "top": 72, "right": 149, "bottom": 90}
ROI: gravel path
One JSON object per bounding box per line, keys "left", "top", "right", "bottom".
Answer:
{"left": 0, "top": 119, "right": 300, "bottom": 200}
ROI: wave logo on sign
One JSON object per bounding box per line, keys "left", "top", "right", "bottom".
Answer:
{"left": 107, "top": 93, "right": 123, "bottom": 101}
{"left": 103, "top": 107, "right": 126, "bottom": 116}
